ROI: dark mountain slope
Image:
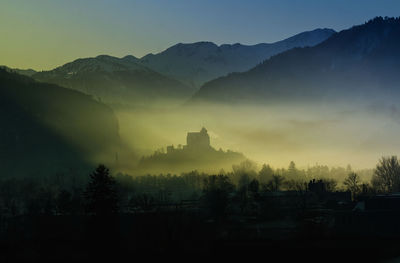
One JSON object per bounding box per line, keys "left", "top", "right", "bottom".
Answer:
{"left": 30, "top": 29, "right": 335, "bottom": 105}
{"left": 0, "top": 66, "right": 37, "bottom": 77}
{"left": 192, "top": 17, "right": 400, "bottom": 104}
{"left": 33, "top": 55, "right": 192, "bottom": 106}
{"left": 0, "top": 68, "right": 121, "bottom": 177}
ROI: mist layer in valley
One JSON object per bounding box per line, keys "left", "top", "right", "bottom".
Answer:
{"left": 4, "top": 17, "right": 400, "bottom": 179}
{"left": 114, "top": 97, "right": 400, "bottom": 174}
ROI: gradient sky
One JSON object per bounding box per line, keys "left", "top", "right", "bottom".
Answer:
{"left": 1, "top": 0, "right": 400, "bottom": 70}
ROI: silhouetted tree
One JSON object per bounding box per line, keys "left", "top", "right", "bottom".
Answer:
{"left": 308, "top": 179, "right": 326, "bottom": 194}
{"left": 272, "top": 174, "right": 285, "bottom": 191}
{"left": 344, "top": 173, "right": 361, "bottom": 200}
{"left": 238, "top": 174, "right": 251, "bottom": 189}
{"left": 285, "top": 179, "right": 307, "bottom": 192}
{"left": 322, "top": 178, "right": 337, "bottom": 192}
{"left": 372, "top": 156, "right": 400, "bottom": 193}
{"left": 284, "top": 179, "right": 308, "bottom": 210}
{"left": 84, "top": 165, "right": 118, "bottom": 216}
{"left": 263, "top": 174, "right": 285, "bottom": 192}
{"left": 244, "top": 179, "right": 261, "bottom": 214}
{"left": 259, "top": 164, "right": 274, "bottom": 184}
{"left": 202, "top": 175, "right": 234, "bottom": 220}
{"left": 287, "top": 161, "right": 298, "bottom": 178}
{"left": 233, "top": 159, "right": 258, "bottom": 174}
{"left": 237, "top": 186, "right": 250, "bottom": 213}
{"left": 232, "top": 160, "right": 258, "bottom": 184}
{"left": 130, "top": 193, "right": 155, "bottom": 211}
{"left": 248, "top": 179, "right": 260, "bottom": 195}
{"left": 359, "top": 183, "right": 375, "bottom": 197}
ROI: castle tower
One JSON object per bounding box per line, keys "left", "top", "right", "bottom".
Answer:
{"left": 186, "top": 127, "right": 210, "bottom": 149}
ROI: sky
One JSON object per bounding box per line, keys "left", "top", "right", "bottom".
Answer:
{"left": 1, "top": 0, "right": 400, "bottom": 70}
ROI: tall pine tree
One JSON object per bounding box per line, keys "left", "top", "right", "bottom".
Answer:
{"left": 84, "top": 165, "right": 118, "bottom": 216}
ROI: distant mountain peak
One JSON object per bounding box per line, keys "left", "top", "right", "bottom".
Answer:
{"left": 95, "top": 54, "right": 116, "bottom": 59}
{"left": 191, "top": 16, "right": 400, "bottom": 104}
{"left": 164, "top": 41, "right": 219, "bottom": 56}
{"left": 138, "top": 28, "right": 336, "bottom": 87}
{"left": 45, "top": 55, "right": 147, "bottom": 75}
{"left": 32, "top": 54, "right": 193, "bottom": 105}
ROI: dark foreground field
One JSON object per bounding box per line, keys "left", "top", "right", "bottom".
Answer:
{"left": 2, "top": 210, "right": 400, "bottom": 262}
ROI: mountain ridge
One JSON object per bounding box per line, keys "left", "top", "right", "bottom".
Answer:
{"left": 32, "top": 55, "right": 192, "bottom": 105}
{"left": 26, "top": 27, "right": 335, "bottom": 105}
{"left": 191, "top": 17, "right": 400, "bottom": 104}
{"left": 138, "top": 28, "right": 336, "bottom": 87}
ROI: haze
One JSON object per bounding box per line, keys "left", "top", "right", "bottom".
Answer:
{"left": 114, "top": 98, "right": 399, "bottom": 173}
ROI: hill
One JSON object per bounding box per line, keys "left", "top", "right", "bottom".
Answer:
{"left": 137, "top": 128, "right": 246, "bottom": 174}
{"left": 32, "top": 55, "right": 192, "bottom": 106}
{"left": 0, "top": 65, "right": 37, "bottom": 76}
{"left": 0, "top": 68, "right": 121, "bottom": 178}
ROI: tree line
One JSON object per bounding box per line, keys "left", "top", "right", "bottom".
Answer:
{"left": 0, "top": 156, "right": 399, "bottom": 218}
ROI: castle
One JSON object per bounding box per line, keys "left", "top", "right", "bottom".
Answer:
{"left": 140, "top": 127, "right": 246, "bottom": 174}
{"left": 167, "top": 127, "right": 211, "bottom": 153}
{"left": 186, "top": 127, "right": 210, "bottom": 149}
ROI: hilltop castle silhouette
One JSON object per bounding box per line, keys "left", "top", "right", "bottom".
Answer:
{"left": 167, "top": 127, "right": 211, "bottom": 153}
{"left": 186, "top": 127, "right": 211, "bottom": 149}
{"left": 139, "top": 127, "right": 245, "bottom": 174}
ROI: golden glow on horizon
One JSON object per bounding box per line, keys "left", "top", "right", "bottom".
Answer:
{"left": 114, "top": 101, "right": 400, "bottom": 171}
{"left": 3, "top": 0, "right": 398, "bottom": 70}
{"left": 0, "top": 1, "right": 160, "bottom": 70}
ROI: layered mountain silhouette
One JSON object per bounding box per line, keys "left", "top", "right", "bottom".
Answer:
{"left": 0, "top": 68, "right": 121, "bottom": 177}
{"left": 33, "top": 55, "right": 192, "bottom": 106}
{"left": 139, "top": 28, "right": 335, "bottom": 88}
{"left": 192, "top": 17, "right": 400, "bottom": 104}
{"left": 30, "top": 28, "right": 335, "bottom": 106}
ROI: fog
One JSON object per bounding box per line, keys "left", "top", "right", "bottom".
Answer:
{"left": 112, "top": 97, "right": 400, "bottom": 173}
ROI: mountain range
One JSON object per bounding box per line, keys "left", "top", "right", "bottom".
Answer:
{"left": 2, "top": 16, "right": 400, "bottom": 177}
{"left": 32, "top": 55, "right": 191, "bottom": 106}
{"left": 27, "top": 28, "right": 335, "bottom": 105}
{"left": 192, "top": 17, "right": 400, "bottom": 104}
{"left": 139, "top": 28, "right": 335, "bottom": 88}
